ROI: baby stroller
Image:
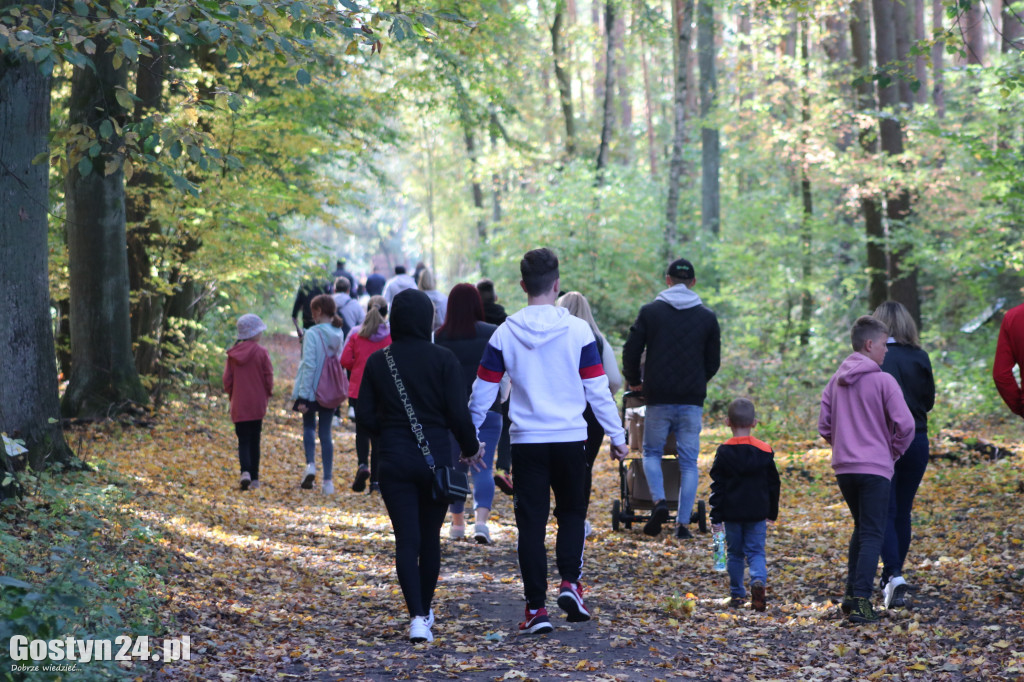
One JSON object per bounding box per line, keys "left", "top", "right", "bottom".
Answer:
{"left": 611, "top": 391, "right": 707, "bottom": 533}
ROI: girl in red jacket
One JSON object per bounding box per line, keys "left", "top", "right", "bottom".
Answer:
{"left": 223, "top": 314, "right": 274, "bottom": 491}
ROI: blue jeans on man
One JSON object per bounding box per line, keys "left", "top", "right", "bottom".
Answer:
{"left": 641, "top": 404, "right": 703, "bottom": 524}
{"left": 725, "top": 520, "right": 767, "bottom": 598}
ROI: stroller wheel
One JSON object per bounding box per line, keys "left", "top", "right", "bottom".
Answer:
{"left": 611, "top": 499, "right": 621, "bottom": 531}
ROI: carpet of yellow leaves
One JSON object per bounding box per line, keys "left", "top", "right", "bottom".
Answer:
{"left": 82, "top": 335, "right": 1024, "bottom": 681}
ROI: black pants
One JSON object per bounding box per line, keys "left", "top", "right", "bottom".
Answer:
{"left": 837, "top": 473, "right": 890, "bottom": 598}
{"left": 582, "top": 404, "right": 605, "bottom": 511}
{"left": 512, "top": 441, "right": 587, "bottom": 609}
{"left": 495, "top": 400, "right": 512, "bottom": 472}
{"left": 235, "top": 419, "right": 263, "bottom": 481}
{"left": 379, "top": 456, "right": 448, "bottom": 618}
{"left": 350, "top": 397, "right": 378, "bottom": 480}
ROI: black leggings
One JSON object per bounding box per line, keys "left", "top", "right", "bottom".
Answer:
{"left": 235, "top": 420, "right": 263, "bottom": 481}
{"left": 379, "top": 456, "right": 449, "bottom": 618}
{"left": 350, "top": 397, "right": 379, "bottom": 479}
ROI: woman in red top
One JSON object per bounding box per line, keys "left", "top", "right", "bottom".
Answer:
{"left": 341, "top": 295, "right": 391, "bottom": 492}
{"left": 223, "top": 314, "right": 274, "bottom": 491}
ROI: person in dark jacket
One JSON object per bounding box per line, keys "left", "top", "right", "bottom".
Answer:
{"left": 622, "top": 258, "right": 721, "bottom": 539}
{"left": 708, "top": 398, "right": 780, "bottom": 612}
{"left": 365, "top": 270, "right": 387, "bottom": 297}
{"left": 331, "top": 259, "right": 357, "bottom": 295}
{"left": 356, "top": 288, "right": 482, "bottom": 644}
{"left": 436, "top": 283, "right": 502, "bottom": 544}
{"left": 291, "top": 274, "right": 332, "bottom": 331}
{"left": 871, "top": 301, "right": 935, "bottom": 609}
{"left": 477, "top": 278, "right": 508, "bottom": 325}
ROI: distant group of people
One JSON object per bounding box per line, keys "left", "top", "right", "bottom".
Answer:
{"left": 220, "top": 245, "right": 954, "bottom": 640}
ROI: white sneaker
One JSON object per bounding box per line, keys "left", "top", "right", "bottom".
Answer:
{"left": 301, "top": 463, "right": 316, "bottom": 489}
{"left": 409, "top": 615, "right": 433, "bottom": 643}
{"left": 425, "top": 609, "right": 435, "bottom": 629}
{"left": 883, "top": 576, "right": 908, "bottom": 609}
{"left": 322, "top": 479, "right": 335, "bottom": 495}
{"left": 473, "top": 524, "right": 492, "bottom": 545}
{"left": 449, "top": 525, "right": 465, "bottom": 540}
{"left": 584, "top": 520, "right": 593, "bottom": 538}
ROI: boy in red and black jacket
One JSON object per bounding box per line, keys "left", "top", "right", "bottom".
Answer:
{"left": 708, "top": 398, "right": 780, "bottom": 612}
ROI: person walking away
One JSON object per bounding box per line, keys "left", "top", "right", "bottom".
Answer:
{"left": 819, "top": 315, "right": 915, "bottom": 624}
{"left": 332, "top": 277, "right": 365, "bottom": 335}
{"left": 356, "top": 289, "right": 483, "bottom": 643}
{"left": 341, "top": 296, "right": 392, "bottom": 492}
{"left": 384, "top": 265, "right": 417, "bottom": 306}
{"left": 477, "top": 278, "right": 508, "bottom": 325}
{"left": 291, "top": 273, "right": 332, "bottom": 333}
{"left": 365, "top": 269, "right": 387, "bottom": 297}
{"left": 332, "top": 259, "right": 357, "bottom": 296}
{"left": 708, "top": 398, "right": 780, "bottom": 612}
{"left": 469, "top": 248, "right": 629, "bottom": 634}
{"left": 436, "top": 283, "right": 503, "bottom": 544}
{"left": 872, "top": 301, "right": 935, "bottom": 609}
{"left": 223, "top": 314, "right": 274, "bottom": 491}
{"left": 291, "top": 295, "right": 346, "bottom": 495}
{"left": 557, "top": 291, "right": 622, "bottom": 534}
{"left": 622, "top": 258, "right": 721, "bottom": 538}
{"left": 417, "top": 267, "right": 448, "bottom": 331}
{"left": 993, "top": 301, "right": 1024, "bottom": 418}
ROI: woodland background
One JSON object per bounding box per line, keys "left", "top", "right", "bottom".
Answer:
{"left": 2, "top": 0, "right": 1024, "bottom": 680}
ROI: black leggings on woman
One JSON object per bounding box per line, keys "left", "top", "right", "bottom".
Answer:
{"left": 379, "top": 458, "right": 448, "bottom": 618}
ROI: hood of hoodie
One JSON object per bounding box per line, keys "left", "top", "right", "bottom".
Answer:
{"left": 226, "top": 339, "right": 264, "bottom": 365}
{"left": 836, "top": 352, "right": 881, "bottom": 386}
{"left": 655, "top": 283, "right": 703, "bottom": 310}
{"left": 390, "top": 289, "right": 434, "bottom": 341}
{"left": 504, "top": 305, "right": 572, "bottom": 350}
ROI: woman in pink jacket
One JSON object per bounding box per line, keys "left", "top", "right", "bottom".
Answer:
{"left": 223, "top": 314, "right": 274, "bottom": 491}
{"left": 341, "top": 295, "right": 391, "bottom": 492}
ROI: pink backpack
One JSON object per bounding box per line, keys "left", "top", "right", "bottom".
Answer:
{"left": 315, "top": 332, "right": 349, "bottom": 409}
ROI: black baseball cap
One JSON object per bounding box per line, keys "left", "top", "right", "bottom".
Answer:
{"left": 667, "top": 258, "right": 695, "bottom": 281}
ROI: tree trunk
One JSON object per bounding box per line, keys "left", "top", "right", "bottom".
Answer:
{"left": 1005, "top": 1, "right": 1024, "bottom": 51}
{"left": 464, "top": 126, "right": 487, "bottom": 272}
{"left": 596, "top": 1, "right": 617, "bottom": 183}
{"left": 0, "top": 2, "right": 74, "bottom": 470}
{"left": 894, "top": 0, "right": 914, "bottom": 105}
{"left": 62, "top": 28, "right": 149, "bottom": 418}
{"left": 932, "top": 0, "right": 946, "bottom": 116}
{"left": 963, "top": 0, "right": 987, "bottom": 64}
{"left": 665, "top": 0, "right": 696, "bottom": 255}
{"left": 698, "top": 0, "right": 719, "bottom": 236}
{"left": 489, "top": 114, "right": 503, "bottom": 224}
{"left": 639, "top": 8, "right": 658, "bottom": 177}
{"left": 593, "top": 0, "right": 605, "bottom": 109}
{"left": 851, "top": 0, "right": 888, "bottom": 309}
{"left": 913, "top": 0, "right": 928, "bottom": 104}
{"left": 551, "top": 3, "right": 577, "bottom": 158}
{"left": 617, "top": 10, "right": 632, "bottom": 137}
{"left": 799, "top": 22, "right": 813, "bottom": 345}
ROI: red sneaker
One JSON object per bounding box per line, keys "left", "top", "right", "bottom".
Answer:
{"left": 519, "top": 606, "right": 553, "bottom": 634}
{"left": 556, "top": 580, "right": 591, "bottom": 622}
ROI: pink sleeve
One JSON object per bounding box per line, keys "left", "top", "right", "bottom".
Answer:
{"left": 341, "top": 335, "right": 356, "bottom": 370}
{"left": 993, "top": 317, "right": 1023, "bottom": 416}
{"left": 817, "top": 381, "right": 833, "bottom": 444}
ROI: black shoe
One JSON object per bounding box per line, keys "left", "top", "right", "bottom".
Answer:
{"left": 643, "top": 501, "right": 669, "bottom": 536}
{"left": 675, "top": 525, "right": 694, "bottom": 540}
{"left": 726, "top": 597, "right": 744, "bottom": 608}
{"left": 840, "top": 586, "right": 854, "bottom": 614}
{"left": 351, "top": 465, "right": 370, "bottom": 492}
{"left": 848, "top": 597, "right": 879, "bottom": 624}
{"left": 369, "top": 481, "right": 380, "bottom": 494}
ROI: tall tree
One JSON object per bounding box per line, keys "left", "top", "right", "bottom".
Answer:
{"left": 963, "top": 0, "right": 987, "bottom": 64}
{"left": 913, "top": 0, "right": 928, "bottom": 104}
{"left": 0, "top": 0, "right": 74, "bottom": 469}
{"left": 798, "top": 21, "right": 813, "bottom": 345}
{"left": 596, "top": 0, "right": 618, "bottom": 182}
{"left": 637, "top": 0, "right": 658, "bottom": 177}
{"left": 697, "top": 0, "right": 719, "bottom": 236}
{"left": 62, "top": 24, "right": 148, "bottom": 418}
{"left": 665, "top": 0, "right": 696, "bottom": 254}
{"left": 1005, "top": 0, "right": 1024, "bottom": 51}
{"left": 551, "top": 0, "right": 577, "bottom": 157}
{"left": 933, "top": 0, "right": 946, "bottom": 116}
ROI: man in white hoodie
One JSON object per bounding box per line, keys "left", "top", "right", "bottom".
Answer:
{"left": 622, "top": 258, "right": 721, "bottom": 539}
{"left": 469, "top": 248, "right": 629, "bottom": 635}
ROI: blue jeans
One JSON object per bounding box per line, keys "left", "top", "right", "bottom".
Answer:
{"left": 303, "top": 404, "right": 334, "bottom": 480}
{"left": 449, "top": 410, "right": 502, "bottom": 514}
{"left": 837, "top": 473, "right": 890, "bottom": 598}
{"left": 642, "top": 404, "right": 702, "bottom": 522}
{"left": 724, "top": 520, "right": 767, "bottom": 598}
{"left": 881, "top": 430, "right": 929, "bottom": 583}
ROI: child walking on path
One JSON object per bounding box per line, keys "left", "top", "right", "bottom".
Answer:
{"left": 292, "top": 294, "right": 347, "bottom": 495}
{"left": 223, "top": 314, "right": 274, "bottom": 491}
{"left": 708, "top": 398, "right": 780, "bottom": 612}
{"left": 819, "top": 316, "right": 915, "bottom": 624}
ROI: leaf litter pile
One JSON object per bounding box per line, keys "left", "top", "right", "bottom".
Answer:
{"left": 70, "top": 335, "right": 1024, "bottom": 680}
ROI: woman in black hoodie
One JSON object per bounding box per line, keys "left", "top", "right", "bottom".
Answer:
{"left": 357, "top": 289, "right": 481, "bottom": 643}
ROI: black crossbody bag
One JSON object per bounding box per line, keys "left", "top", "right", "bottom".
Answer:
{"left": 382, "top": 346, "right": 470, "bottom": 504}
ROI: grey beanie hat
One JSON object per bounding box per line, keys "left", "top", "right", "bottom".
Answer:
{"left": 236, "top": 314, "right": 267, "bottom": 340}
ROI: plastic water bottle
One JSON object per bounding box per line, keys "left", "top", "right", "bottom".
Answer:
{"left": 712, "top": 529, "right": 727, "bottom": 572}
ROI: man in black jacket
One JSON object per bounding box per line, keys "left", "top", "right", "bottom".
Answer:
{"left": 622, "top": 258, "right": 721, "bottom": 539}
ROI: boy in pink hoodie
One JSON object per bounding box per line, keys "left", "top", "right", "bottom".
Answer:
{"left": 819, "top": 316, "right": 914, "bottom": 624}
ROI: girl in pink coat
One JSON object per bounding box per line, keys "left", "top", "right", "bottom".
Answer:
{"left": 223, "top": 314, "right": 274, "bottom": 491}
